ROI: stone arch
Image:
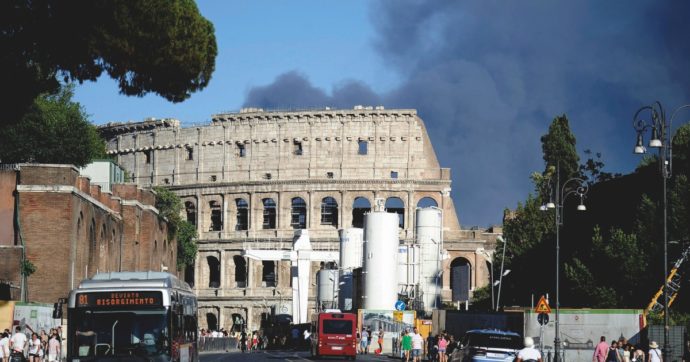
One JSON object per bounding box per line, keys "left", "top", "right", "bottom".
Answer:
{"left": 320, "top": 196, "right": 338, "bottom": 228}
{"left": 351, "top": 197, "right": 371, "bottom": 228}
{"left": 262, "top": 260, "right": 276, "bottom": 287}
{"left": 385, "top": 197, "right": 405, "bottom": 228}
{"left": 88, "top": 218, "right": 96, "bottom": 275}
{"left": 207, "top": 255, "right": 220, "bottom": 288}
{"left": 231, "top": 313, "right": 246, "bottom": 333}
{"left": 206, "top": 312, "right": 218, "bottom": 331}
{"left": 208, "top": 200, "right": 222, "bottom": 231}
{"left": 291, "top": 197, "right": 307, "bottom": 229}
{"left": 450, "top": 257, "right": 472, "bottom": 302}
{"left": 416, "top": 197, "right": 438, "bottom": 208}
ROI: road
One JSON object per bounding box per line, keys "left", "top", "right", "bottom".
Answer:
{"left": 201, "top": 350, "right": 396, "bottom": 362}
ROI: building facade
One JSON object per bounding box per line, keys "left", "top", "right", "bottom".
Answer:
{"left": 0, "top": 164, "right": 175, "bottom": 303}
{"left": 99, "top": 107, "right": 500, "bottom": 331}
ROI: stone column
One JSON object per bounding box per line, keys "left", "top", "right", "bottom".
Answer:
{"left": 220, "top": 251, "right": 227, "bottom": 290}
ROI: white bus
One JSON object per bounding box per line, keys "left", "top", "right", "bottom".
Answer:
{"left": 66, "top": 271, "right": 198, "bottom": 362}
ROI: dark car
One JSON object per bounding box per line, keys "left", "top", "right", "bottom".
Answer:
{"left": 450, "top": 329, "right": 522, "bottom": 362}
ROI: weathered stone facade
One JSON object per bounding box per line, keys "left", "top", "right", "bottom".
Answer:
{"left": 0, "top": 164, "right": 175, "bottom": 303}
{"left": 99, "top": 107, "right": 500, "bottom": 330}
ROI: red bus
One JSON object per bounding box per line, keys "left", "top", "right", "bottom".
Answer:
{"left": 310, "top": 311, "right": 357, "bottom": 359}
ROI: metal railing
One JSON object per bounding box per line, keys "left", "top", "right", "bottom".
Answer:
{"left": 198, "top": 337, "right": 238, "bottom": 352}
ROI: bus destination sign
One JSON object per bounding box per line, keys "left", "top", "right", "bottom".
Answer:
{"left": 76, "top": 291, "right": 163, "bottom": 308}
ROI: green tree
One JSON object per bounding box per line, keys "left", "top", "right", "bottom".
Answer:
{"left": 1, "top": 0, "right": 217, "bottom": 127}
{"left": 0, "top": 85, "right": 105, "bottom": 166}
{"left": 541, "top": 114, "right": 579, "bottom": 181}
{"left": 153, "top": 187, "right": 198, "bottom": 270}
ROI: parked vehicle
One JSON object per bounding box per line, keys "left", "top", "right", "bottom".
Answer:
{"left": 450, "top": 329, "right": 521, "bottom": 362}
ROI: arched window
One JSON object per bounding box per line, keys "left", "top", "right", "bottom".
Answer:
{"left": 351, "top": 197, "right": 371, "bottom": 228}
{"left": 207, "top": 256, "right": 220, "bottom": 288}
{"left": 385, "top": 197, "right": 405, "bottom": 228}
{"left": 231, "top": 313, "right": 245, "bottom": 333}
{"left": 417, "top": 197, "right": 438, "bottom": 208}
{"left": 234, "top": 255, "right": 247, "bottom": 288}
{"left": 291, "top": 197, "right": 307, "bottom": 229}
{"left": 185, "top": 201, "right": 196, "bottom": 226}
{"left": 235, "top": 198, "right": 249, "bottom": 231}
{"left": 450, "top": 257, "right": 471, "bottom": 302}
{"left": 262, "top": 198, "right": 276, "bottom": 229}
{"left": 88, "top": 219, "right": 96, "bottom": 267}
{"left": 209, "top": 201, "right": 222, "bottom": 231}
{"left": 262, "top": 261, "right": 276, "bottom": 287}
{"left": 320, "top": 197, "right": 338, "bottom": 227}
{"left": 184, "top": 263, "right": 195, "bottom": 287}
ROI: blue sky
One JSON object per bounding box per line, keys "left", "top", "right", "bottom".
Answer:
{"left": 73, "top": 1, "right": 690, "bottom": 227}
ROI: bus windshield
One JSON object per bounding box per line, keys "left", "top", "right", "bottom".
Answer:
{"left": 71, "top": 309, "right": 170, "bottom": 360}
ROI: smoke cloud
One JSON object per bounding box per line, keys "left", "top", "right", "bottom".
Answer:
{"left": 243, "top": 1, "right": 690, "bottom": 227}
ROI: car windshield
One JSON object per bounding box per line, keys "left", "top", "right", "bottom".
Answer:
{"left": 71, "top": 309, "right": 170, "bottom": 360}
{"left": 465, "top": 332, "right": 522, "bottom": 350}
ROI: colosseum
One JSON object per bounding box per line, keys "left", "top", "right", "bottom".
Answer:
{"left": 99, "top": 106, "right": 500, "bottom": 331}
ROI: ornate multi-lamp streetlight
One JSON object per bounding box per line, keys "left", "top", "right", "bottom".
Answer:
{"left": 541, "top": 163, "right": 588, "bottom": 362}
{"left": 632, "top": 102, "right": 690, "bottom": 358}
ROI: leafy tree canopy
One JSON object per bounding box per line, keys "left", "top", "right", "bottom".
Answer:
{"left": 1, "top": 0, "right": 217, "bottom": 127}
{"left": 153, "top": 187, "right": 198, "bottom": 270}
{"left": 0, "top": 85, "right": 105, "bottom": 167}
{"left": 541, "top": 114, "right": 579, "bottom": 181}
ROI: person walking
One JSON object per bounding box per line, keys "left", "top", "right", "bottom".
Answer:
{"left": 0, "top": 332, "right": 9, "bottom": 362}
{"left": 594, "top": 336, "right": 610, "bottom": 362}
{"left": 9, "top": 327, "right": 28, "bottom": 360}
{"left": 377, "top": 329, "right": 384, "bottom": 354}
{"left": 606, "top": 341, "right": 622, "bottom": 362}
{"left": 28, "top": 333, "right": 41, "bottom": 362}
{"left": 46, "top": 331, "right": 59, "bottom": 362}
{"left": 437, "top": 334, "right": 448, "bottom": 362}
{"left": 631, "top": 345, "right": 645, "bottom": 362}
{"left": 359, "top": 328, "right": 368, "bottom": 354}
{"left": 410, "top": 328, "right": 424, "bottom": 362}
{"left": 401, "top": 330, "right": 412, "bottom": 362}
{"left": 648, "top": 341, "right": 662, "bottom": 362}
{"left": 366, "top": 327, "right": 372, "bottom": 354}
{"left": 426, "top": 333, "right": 437, "bottom": 362}
{"left": 516, "top": 337, "right": 542, "bottom": 362}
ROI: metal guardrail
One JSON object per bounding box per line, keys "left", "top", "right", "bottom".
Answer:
{"left": 198, "top": 337, "right": 238, "bottom": 352}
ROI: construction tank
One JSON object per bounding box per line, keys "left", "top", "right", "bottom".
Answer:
{"left": 338, "top": 228, "right": 363, "bottom": 311}
{"left": 339, "top": 228, "right": 364, "bottom": 269}
{"left": 416, "top": 207, "right": 442, "bottom": 315}
{"left": 362, "top": 211, "right": 399, "bottom": 310}
{"left": 397, "top": 245, "right": 420, "bottom": 298}
{"left": 317, "top": 269, "right": 339, "bottom": 309}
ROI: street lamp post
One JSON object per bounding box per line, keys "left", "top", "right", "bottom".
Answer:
{"left": 632, "top": 102, "right": 690, "bottom": 358}
{"left": 495, "top": 235, "right": 508, "bottom": 311}
{"left": 543, "top": 162, "right": 588, "bottom": 362}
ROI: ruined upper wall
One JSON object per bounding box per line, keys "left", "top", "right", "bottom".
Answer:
{"left": 98, "top": 108, "right": 449, "bottom": 186}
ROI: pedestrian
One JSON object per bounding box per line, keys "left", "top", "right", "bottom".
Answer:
{"left": 47, "top": 331, "right": 59, "bottom": 362}
{"left": 446, "top": 335, "right": 456, "bottom": 357}
{"left": 359, "top": 328, "right": 369, "bottom": 354}
{"left": 240, "top": 329, "right": 247, "bottom": 353}
{"left": 401, "top": 330, "right": 412, "bottom": 362}
{"left": 366, "top": 327, "right": 372, "bottom": 354}
{"left": 28, "top": 333, "right": 41, "bottom": 362}
{"left": 516, "top": 336, "right": 542, "bottom": 362}
{"left": 607, "top": 341, "right": 621, "bottom": 362}
{"left": 647, "top": 341, "right": 662, "bottom": 362}
{"left": 426, "top": 333, "right": 437, "bottom": 362}
{"left": 377, "top": 328, "right": 384, "bottom": 354}
{"left": 0, "top": 332, "right": 9, "bottom": 362}
{"left": 594, "top": 336, "right": 610, "bottom": 362}
{"left": 9, "top": 326, "right": 28, "bottom": 359}
{"left": 631, "top": 344, "right": 645, "bottom": 362}
{"left": 410, "top": 327, "right": 424, "bottom": 362}
{"left": 438, "top": 334, "right": 448, "bottom": 362}
{"left": 623, "top": 344, "right": 632, "bottom": 362}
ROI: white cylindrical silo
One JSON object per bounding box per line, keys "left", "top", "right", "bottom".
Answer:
{"left": 416, "top": 207, "right": 442, "bottom": 314}
{"left": 339, "top": 228, "right": 364, "bottom": 270}
{"left": 317, "top": 269, "right": 339, "bottom": 309}
{"left": 362, "top": 212, "right": 399, "bottom": 310}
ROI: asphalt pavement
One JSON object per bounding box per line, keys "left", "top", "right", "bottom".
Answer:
{"left": 201, "top": 350, "right": 397, "bottom": 362}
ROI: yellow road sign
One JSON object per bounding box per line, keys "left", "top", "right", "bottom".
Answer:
{"left": 534, "top": 295, "right": 552, "bottom": 314}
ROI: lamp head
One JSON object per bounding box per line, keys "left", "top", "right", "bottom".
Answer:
{"left": 577, "top": 203, "right": 586, "bottom": 211}
{"left": 546, "top": 202, "right": 556, "bottom": 209}
{"left": 539, "top": 205, "right": 548, "bottom": 211}
{"left": 634, "top": 132, "right": 646, "bottom": 154}
{"left": 649, "top": 127, "right": 662, "bottom": 148}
